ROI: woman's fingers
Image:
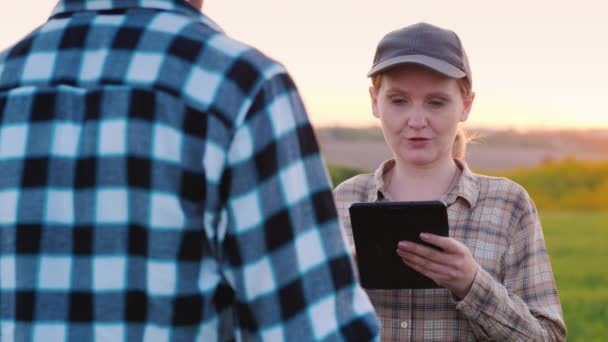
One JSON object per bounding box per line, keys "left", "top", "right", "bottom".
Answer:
{"left": 419, "top": 233, "right": 461, "bottom": 253}
{"left": 400, "top": 256, "right": 447, "bottom": 286}
{"left": 398, "top": 236, "right": 479, "bottom": 298}
{"left": 397, "top": 240, "right": 450, "bottom": 264}
{"left": 399, "top": 250, "right": 454, "bottom": 277}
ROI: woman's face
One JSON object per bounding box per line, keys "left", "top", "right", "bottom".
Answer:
{"left": 370, "top": 65, "right": 474, "bottom": 167}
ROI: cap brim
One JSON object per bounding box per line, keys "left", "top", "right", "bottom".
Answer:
{"left": 367, "top": 54, "right": 466, "bottom": 78}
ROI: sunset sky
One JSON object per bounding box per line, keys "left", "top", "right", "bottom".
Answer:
{"left": 2, "top": 0, "right": 607, "bottom": 129}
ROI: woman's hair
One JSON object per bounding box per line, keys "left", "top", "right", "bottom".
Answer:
{"left": 452, "top": 127, "right": 467, "bottom": 160}
{"left": 371, "top": 70, "right": 472, "bottom": 159}
{"left": 453, "top": 78, "right": 472, "bottom": 160}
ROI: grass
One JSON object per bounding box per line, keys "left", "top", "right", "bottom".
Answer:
{"left": 541, "top": 211, "right": 608, "bottom": 341}
{"left": 327, "top": 163, "right": 368, "bottom": 187}
{"left": 500, "top": 160, "right": 608, "bottom": 211}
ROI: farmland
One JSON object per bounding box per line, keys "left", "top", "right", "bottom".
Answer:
{"left": 542, "top": 211, "right": 608, "bottom": 341}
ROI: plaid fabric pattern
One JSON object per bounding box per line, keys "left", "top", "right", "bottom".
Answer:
{"left": 0, "top": 0, "right": 379, "bottom": 341}
{"left": 333, "top": 159, "right": 566, "bottom": 341}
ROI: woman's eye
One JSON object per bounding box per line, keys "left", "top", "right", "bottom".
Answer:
{"left": 429, "top": 100, "right": 446, "bottom": 108}
{"left": 390, "top": 98, "right": 407, "bottom": 105}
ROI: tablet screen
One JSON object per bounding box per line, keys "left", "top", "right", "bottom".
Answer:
{"left": 349, "top": 201, "right": 449, "bottom": 289}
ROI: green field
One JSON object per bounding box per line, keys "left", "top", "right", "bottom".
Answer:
{"left": 501, "top": 160, "right": 608, "bottom": 211}
{"left": 541, "top": 211, "right": 608, "bottom": 341}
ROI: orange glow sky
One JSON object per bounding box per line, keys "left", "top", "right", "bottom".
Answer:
{"left": 2, "top": 0, "right": 607, "bottom": 129}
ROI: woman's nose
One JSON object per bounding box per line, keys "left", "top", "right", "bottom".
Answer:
{"left": 407, "top": 108, "right": 428, "bottom": 129}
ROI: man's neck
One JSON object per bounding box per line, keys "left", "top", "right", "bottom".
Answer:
{"left": 186, "top": 0, "right": 203, "bottom": 10}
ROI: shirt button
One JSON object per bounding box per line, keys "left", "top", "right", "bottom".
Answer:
{"left": 401, "top": 321, "right": 408, "bottom": 329}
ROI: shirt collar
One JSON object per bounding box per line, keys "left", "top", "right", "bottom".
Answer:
{"left": 445, "top": 159, "right": 479, "bottom": 208}
{"left": 368, "top": 159, "right": 395, "bottom": 202}
{"left": 368, "top": 158, "right": 479, "bottom": 208}
{"left": 50, "top": 0, "right": 223, "bottom": 32}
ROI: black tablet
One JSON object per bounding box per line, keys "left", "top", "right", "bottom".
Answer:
{"left": 349, "top": 200, "right": 449, "bottom": 289}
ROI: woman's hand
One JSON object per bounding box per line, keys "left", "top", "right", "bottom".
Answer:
{"left": 396, "top": 233, "right": 479, "bottom": 300}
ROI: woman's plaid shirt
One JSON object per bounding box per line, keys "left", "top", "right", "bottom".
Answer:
{"left": 334, "top": 159, "right": 566, "bottom": 341}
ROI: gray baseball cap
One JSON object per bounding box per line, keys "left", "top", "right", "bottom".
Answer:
{"left": 367, "top": 22, "right": 472, "bottom": 86}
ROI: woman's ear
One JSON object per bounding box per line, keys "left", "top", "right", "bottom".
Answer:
{"left": 369, "top": 86, "right": 380, "bottom": 118}
{"left": 460, "top": 92, "right": 475, "bottom": 122}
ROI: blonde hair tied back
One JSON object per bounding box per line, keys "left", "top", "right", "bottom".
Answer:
{"left": 452, "top": 127, "right": 467, "bottom": 160}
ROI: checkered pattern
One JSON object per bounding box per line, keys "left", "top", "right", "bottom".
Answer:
{"left": 0, "top": 0, "right": 379, "bottom": 341}
{"left": 333, "top": 159, "right": 567, "bottom": 341}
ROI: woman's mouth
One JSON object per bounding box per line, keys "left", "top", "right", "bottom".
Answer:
{"left": 406, "top": 137, "right": 430, "bottom": 147}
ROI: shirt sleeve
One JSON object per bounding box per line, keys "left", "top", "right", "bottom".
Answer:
{"left": 220, "top": 67, "right": 379, "bottom": 341}
{"left": 455, "top": 190, "right": 567, "bottom": 341}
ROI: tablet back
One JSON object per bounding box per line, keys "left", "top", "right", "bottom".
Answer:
{"left": 349, "top": 201, "right": 449, "bottom": 289}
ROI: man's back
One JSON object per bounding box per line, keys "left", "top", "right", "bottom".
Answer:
{"left": 0, "top": 0, "right": 378, "bottom": 340}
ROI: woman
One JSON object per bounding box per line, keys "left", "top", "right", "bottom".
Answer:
{"left": 333, "top": 23, "right": 566, "bottom": 341}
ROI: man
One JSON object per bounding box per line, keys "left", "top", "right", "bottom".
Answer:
{"left": 0, "top": 0, "right": 379, "bottom": 340}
